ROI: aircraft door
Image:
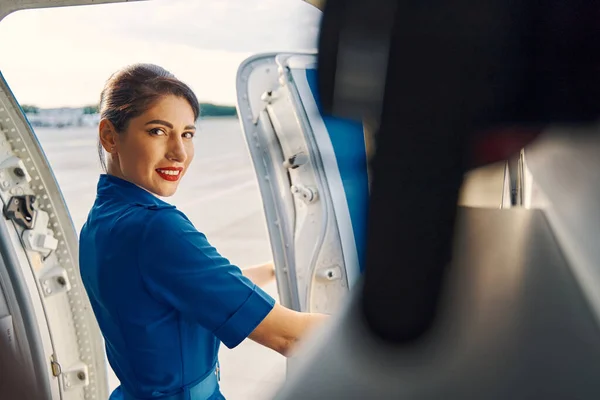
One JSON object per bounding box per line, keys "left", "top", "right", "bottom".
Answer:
{"left": 236, "top": 53, "right": 370, "bottom": 314}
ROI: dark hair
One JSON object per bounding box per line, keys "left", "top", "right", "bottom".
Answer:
{"left": 98, "top": 63, "right": 200, "bottom": 170}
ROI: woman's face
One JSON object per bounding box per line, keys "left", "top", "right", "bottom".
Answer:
{"left": 104, "top": 95, "right": 196, "bottom": 197}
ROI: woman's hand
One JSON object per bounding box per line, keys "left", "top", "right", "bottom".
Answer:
{"left": 241, "top": 261, "right": 276, "bottom": 288}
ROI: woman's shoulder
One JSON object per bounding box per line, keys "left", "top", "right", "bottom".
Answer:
{"left": 141, "top": 206, "right": 196, "bottom": 237}
{"left": 86, "top": 201, "right": 192, "bottom": 240}
{"left": 138, "top": 207, "right": 208, "bottom": 259}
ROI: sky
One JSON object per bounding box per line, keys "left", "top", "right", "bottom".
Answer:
{"left": 0, "top": 0, "right": 322, "bottom": 108}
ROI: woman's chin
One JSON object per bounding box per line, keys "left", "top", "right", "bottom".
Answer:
{"left": 155, "top": 185, "right": 178, "bottom": 197}
{"left": 143, "top": 180, "right": 180, "bottom": 198}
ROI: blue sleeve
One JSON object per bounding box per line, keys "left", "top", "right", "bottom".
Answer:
{"left": 138, "top": 209, "right": 276, "bottom": 349}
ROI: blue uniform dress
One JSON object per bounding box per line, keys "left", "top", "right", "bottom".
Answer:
{"left": 79, "top": 174, "right": 276, "bottom": 400}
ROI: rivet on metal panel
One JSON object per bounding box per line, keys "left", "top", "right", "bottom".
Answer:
{"left": 316, "top": 265, "right": 342, "bottom": 281}
{"left": 291, "top": 185, "right": 318, "bottom": 204}
{"left": 39, "top": 266, "right": 70, "bottom": 297}
{"left": 61, "top": 363, "right": 89, "bottom": 390}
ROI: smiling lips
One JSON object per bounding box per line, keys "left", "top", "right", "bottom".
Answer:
{"left": 156, "top": 167, "right": 183, "bottom": 182}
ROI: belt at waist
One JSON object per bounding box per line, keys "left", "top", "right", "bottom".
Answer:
{"left": 122, "top": 364, "right": 221, "bottom": 400}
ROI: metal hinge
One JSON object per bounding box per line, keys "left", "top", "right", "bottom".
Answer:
{"left": 291, "top": 184, "right": 318, "bottom": 204}
{"left": 39, "top": 265, "right": 71, "bottom": 297}
{"left": 61, "top": 361, "right": 89, "bottom": 390}
{"left": 51, "top": 355, "right": 89, "bottom": 391}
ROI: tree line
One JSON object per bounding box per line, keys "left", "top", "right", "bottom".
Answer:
{"left": 21, "top": 103, "right": 238, "bottom": 118}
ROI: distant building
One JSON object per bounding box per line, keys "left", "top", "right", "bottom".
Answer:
{"left": 24, "top": 102, "right": 237, "bottom": 128}
{"left": 25, "top": 107, "right": 100, "bottom": 128}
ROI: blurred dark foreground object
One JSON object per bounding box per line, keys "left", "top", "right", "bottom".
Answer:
{"left": 276, "top": 0, "right": 600, "bottom": 399}
{"left": 318, "top": 0, "right": 600, "bottom": 347}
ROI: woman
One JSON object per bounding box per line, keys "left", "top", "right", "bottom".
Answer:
{"left": 79, "top": 64, "right": 327, "bottom": 400}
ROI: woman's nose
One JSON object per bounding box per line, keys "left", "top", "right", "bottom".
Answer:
{"left": 166, "top": 137, "right": 188, "bottom": 163}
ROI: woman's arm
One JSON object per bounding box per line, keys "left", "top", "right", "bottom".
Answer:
{"left": 242, "top": 262, "right": 328, "bottom": 354}
{"left": 248, "top": 303, "right": 329, "bottom": 356}
{"left": 241, "top": 261, "right": 276, "bottom": 288}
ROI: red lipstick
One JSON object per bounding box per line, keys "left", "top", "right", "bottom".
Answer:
{"left": 155, "top": 167, "right": 183, "bottom": 182}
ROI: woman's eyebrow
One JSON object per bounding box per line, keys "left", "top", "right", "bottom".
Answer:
{"left": 145, "top": 120, "right": 196, "bottom": 130}
{"left": 145, "top": 119, "right": 173, "bottom": 128}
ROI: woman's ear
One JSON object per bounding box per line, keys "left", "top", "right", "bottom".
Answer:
{"left": 99, "top": 119, "right": 119, "bottom": 154}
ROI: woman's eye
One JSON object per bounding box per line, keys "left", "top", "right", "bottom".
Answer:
{"left": 149, "top": 128, "right": 166, "bottom": 136}
{"left": 183, "top": 132, "right": 195, "bottom": 139}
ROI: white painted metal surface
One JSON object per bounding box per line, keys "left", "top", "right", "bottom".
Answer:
{"left": 236, "top": 53, "right": 351, "bottom": 314}
{"left": 0, "top": 75, "right": 108, "bottom": 399}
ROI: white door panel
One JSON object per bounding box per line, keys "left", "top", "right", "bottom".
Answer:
{"left": 0, "top": 72, "right": 109, "bottom": 399}
{"left": 289, "top": 62, "right": 362, "bottom": 290}
{"left": 236, "top": 53, "right": 369, "bottom": 314}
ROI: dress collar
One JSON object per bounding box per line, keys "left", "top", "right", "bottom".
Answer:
{"left": 96, "top": 174, "right": 175, "bottom": 210}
